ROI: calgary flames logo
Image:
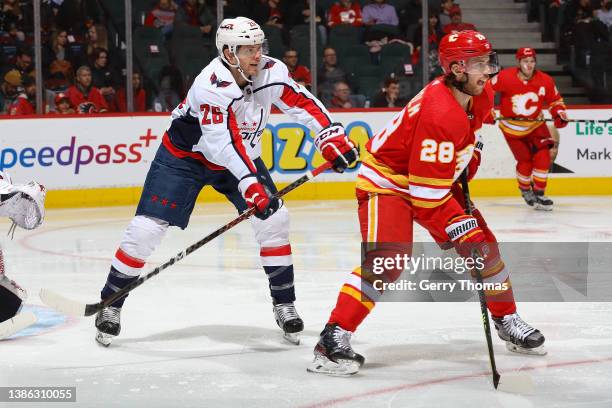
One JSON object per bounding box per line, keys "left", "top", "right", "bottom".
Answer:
{"left": 511, "top": 92, "right": 539, "bottom": 116}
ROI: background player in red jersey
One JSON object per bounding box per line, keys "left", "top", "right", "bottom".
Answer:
{"left": 491, "top": 47, "right": 569, "bottom": 210}
{"left": 307, "top": 31, "right": 546, "bottom": 376}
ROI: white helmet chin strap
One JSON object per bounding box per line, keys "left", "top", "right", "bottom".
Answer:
{"left": 221, "top": 45, "right": 253, "bottom": 84}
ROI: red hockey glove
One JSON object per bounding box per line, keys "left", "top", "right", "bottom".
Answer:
{"left": 238, "top": 175, "right": 283, "bottom": 220}
{"left": 314, "top": 123, "right": 358, "bottom": 173}
{"left": 445, "top": 214, "right": 489, "bottom": 260}
{"left": 553, "top": 110, "right": 569, "bottom": 129}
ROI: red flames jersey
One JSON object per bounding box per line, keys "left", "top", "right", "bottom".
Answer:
{"left": 356, "top": 77, "right": 494, "bottom": 233}
{"left": 491, "top": 67, "right": 565, "bottom": 137}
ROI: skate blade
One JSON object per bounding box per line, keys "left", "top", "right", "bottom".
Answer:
{"left": 506, "top": 342, "right": 547, "bottom": 356}
{"left": 497, "top": 372, "right": 535, "bottom": 394}
{"left": 283, "top": 332, "right": 300, "bottom": 345}
{"left": 307, "top": 355, "right": 360, "bottom": 377}
{"left": 534, "top": 203, "right": 552, "bottom": 211}
{"left": 95, "top": 331, "right": 114, "bottom": 347}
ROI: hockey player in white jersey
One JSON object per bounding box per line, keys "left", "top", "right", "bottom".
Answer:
{"left": 0, "top": 172, "right": 46, "bottom": 340}
{"left": 95, "top": 17, "right": 358, "bottom": 346}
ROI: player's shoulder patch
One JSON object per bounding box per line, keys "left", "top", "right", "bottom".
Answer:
{"left": 262, "top": 58, "right": 276, "bottom": 70}
{"left": 210, "top": 72, "right": 233, "bottom": 88}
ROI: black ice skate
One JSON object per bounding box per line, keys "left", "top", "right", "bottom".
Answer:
{"left": 520, "top": 189, "right": 536, "bottom": 207}
{"left": 493, "top": 313, "right": 546, "bottom": 355}
{"left": 273, "top": 301, "right": 303, "bottom": 345}
{"left": 533, "top": 191, "right": 553, "bottom": 211}
{"left": 307, "top": 323, "right": 365, "bottom": 376}
{"left": 95, "top": 306, "right": 121, "bottom": 347}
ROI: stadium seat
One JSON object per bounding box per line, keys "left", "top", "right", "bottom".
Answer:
{"left": 174, "top": 42, "right": 212, "bottom": 83}
{"left": 134, "top": 26, "right": 170, "bottom": 84}
{"left": 329, "top": 26, "right": 361, "bottom": 54}
{"left": 289, "top": 24, "right": 324, "bottom": 67}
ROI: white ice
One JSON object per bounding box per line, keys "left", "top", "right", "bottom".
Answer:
{"left": 1, "top": 196, "right": 612, "bottom": 408}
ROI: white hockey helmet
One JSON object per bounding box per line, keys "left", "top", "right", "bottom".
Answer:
{"left": 215, "top": 17, "right": 266, "bottom": 59}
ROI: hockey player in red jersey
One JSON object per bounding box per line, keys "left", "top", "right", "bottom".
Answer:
{"left": 491, "top": 47, "right": 569, "bottom": 210}
{"left": 308, "top": 31, "right": 546, "bottom": 376}
{"left": 94, "top": 17, "right": 357, "bottom": 346}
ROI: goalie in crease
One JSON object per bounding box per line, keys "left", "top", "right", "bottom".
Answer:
{"left": 0, "top": 171, "right": 46, "bottom": 338}
{"left": 94, "top": 17, "right": 357, "bottom": 347}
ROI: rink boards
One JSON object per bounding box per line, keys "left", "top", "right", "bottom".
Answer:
{"left": 0, "top": 107, "right": 610, "bottom": 208}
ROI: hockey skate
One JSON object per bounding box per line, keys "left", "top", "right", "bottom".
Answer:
{"left": 533, "top": 191, "right": 553, "bottom": 211}
{"left": 95, "top": 306, "right": 121, "bottom": 347}
{"left": 273, "top": 301, "right": 303, "bottom": 345}
{"left": 308, "top": 324, "right": 365, "bottom": 376}
{"left": 520, "top": 189, "right": 536, "bottom": 207}
{"left": 493, "top": 313, "right": 546, "bottom": 355}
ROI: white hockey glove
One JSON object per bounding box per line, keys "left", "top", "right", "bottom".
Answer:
{"left": 0, "top": 172, "right": 46, "bottom": 231}
{"left": 314, "top": 123, "right": 358, "bottom": 173}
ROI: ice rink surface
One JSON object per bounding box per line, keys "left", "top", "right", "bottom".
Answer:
{"left": 1, "top": 196, "right": 612, "bottom": 408}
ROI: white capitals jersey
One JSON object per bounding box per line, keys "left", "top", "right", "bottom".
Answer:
{"left": 166, "top": 56, "right": 333, "bottom": 181}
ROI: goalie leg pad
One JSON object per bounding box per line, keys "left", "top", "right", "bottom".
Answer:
{"left": 0, "top": 284, "right": 23, "bottom": 323}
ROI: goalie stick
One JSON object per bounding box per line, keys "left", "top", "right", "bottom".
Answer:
{"left": 461, "top": 171, "right": 534, "bottom": 394}
{"left": 496, "top": 116, "right": 612, "bottom": 124}
{"left": 0, "top": 312, "right": 37, "bottom": 340}
{"left": 40, "top": 161, "right": 333, "bottom": 318}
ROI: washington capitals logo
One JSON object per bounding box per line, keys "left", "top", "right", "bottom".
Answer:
{"left": 220, "top": 23, "right": 234, "bottom": 30}
{"left": 210, "top": 72, "right": 232, "bottom": 88}
{"left": 262, "top": 59, "right": 276, "bottom": 70}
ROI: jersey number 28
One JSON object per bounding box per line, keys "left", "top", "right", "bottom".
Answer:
{"left": 420, "top": 139, "right": 454, "bottom": 163}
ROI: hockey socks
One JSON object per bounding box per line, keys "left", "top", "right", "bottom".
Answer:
{"left": 100, "top": 266, "right": 138, "bottom": 308}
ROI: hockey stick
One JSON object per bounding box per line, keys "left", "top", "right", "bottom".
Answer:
{"left": 0, "top": 312, "right": 37, "bottom": 340}
{"left": 496, "top": 116, "right": 612, "bottom": 124}
{"left": 460, "top": 172, "right": 534, "bottom": 394}
{"left": 40, "top": 161, "right": 333, "bottom": 317}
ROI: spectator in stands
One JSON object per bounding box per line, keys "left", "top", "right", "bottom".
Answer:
{"left": 328, "top": 0, "right": 363, "bottom": 27}
{"left": 363, "top": 0, "right": 399, "bottom": 26}
{"left": 283, "top": 48, "right": 312, "bottom": 87}
{"left": 113, "top": 72, "right": 147, "bottom": 113}
{"left": 595, "top": 0, "right": 612, "bottom": 27}
{"left": 1, "top": 0, "right": 25, "bottom": 34}
{"left": 8, "top": 48, "right": 34, "bottom": 77}
{"left": 0, "top": 21, "right": 25, "bottom": 44}
{"left": 251, "top": 0, "right": 285, "bottom": 30}
{"left": 439, "top": 0, "right": 455, "bottom": 27}
{"left": 53, "top": 92, "right": 75, "bottom": 115}
{"left": 371, "top": 77, "right": 407, "bottom": 108}
{"left": 573, "top": 7, "right": 610, "bottom": 65}
{"left": 328, "top": 81, "right": 361, "bottom": 108}
{"left": 286, "top": 0, "right": 325, "bottom": 27}
{"left": 561, "top": 0, "right": 593, "bottom": 36}
{"left": 66, "top": 65, "right": 108, "bottom": 113}
{"left": 0, "top": 69, "right": 21, "bottom": 114}
{"left": 175, "top": 0, "right": 215, "bottom": 37}
{"left": 145, "top": 0, "right": 178, "bottom": 39}
{"left": 318, "top": 47, "right": 350, "bottom": 95}
{"left": 90, "top": 47, "right": 118, "bottom": 106}
{"left": 85, "top": 24, "right": 109, "bottom": 64}
{"left": 44, "top": 30, "right": 78, "bottom": 71}
{"left": 8, "top": 74, "right": 36, "bottom": 115}
{"left": 442, "top": 6, "right": 476, "bottom": 35}
{"left": 413, "top": 10, "right": 443, "bottom": 50}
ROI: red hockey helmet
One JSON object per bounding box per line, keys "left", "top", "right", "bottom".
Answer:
{"left": 438, "top": 30, "right": 499, "bottom": 75}
{"left": 516, "top": 47, "right": 536, "bottom": 61}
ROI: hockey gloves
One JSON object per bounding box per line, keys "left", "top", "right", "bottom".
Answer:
{"left": 238, "top": 175, "right": 283, "bottom": 220}
{"left": 552, "top": 109, "right": 569, "bottom": 129}
{"left": 445, "top": 214, "right": 489, "bottom": 261}
{"left": 314, "top": 123, "right": 358, "bottom": 173}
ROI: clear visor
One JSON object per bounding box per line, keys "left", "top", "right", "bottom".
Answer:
{"left": 236, "top": 40, "right": 269, "bottom": 58}
{"left": 464, "top": 52, "right": 500, "bottom": 75}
